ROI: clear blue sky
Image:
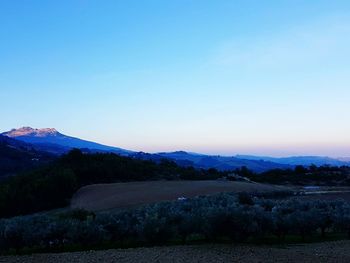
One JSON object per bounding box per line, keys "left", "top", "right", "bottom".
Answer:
{"left": 1, "top": 0, "right": 350, "bottom": 157}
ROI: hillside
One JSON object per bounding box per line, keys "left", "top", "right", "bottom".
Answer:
{"left": 3, "top": 127, "right": 291, "bottom": 171}
{"left": 135, "top": 151, "right": 292, "bottom": 172}
{"left": 0, "top": 135, "right": 54, "bottom": 178}
{"left": 0, "top": 149, "right": 226, "bottom": 217}
{"left": 236, "top": 155, "right": 350, "bottom": 166}
{"left": 2, "top": 127, "right": 131, "bottom": 155}
{"left": 71, "top": 180, "right": 288, "bottom": 211}
{"left": 3, "top": 127, "right": 349, "bottom": 172}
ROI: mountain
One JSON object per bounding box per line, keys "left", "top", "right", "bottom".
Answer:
{"left": 133, "top": 151, "right": 292, "bottom": 173}
{"left": 2, "top": 127, "right": 132, "bottom": 155}
{"left": 338, "top": 157, "right": 350, "bottom": 162}
{"left": 0, "top": 135, "right": 55, "bottom": 178}
{"left": 3, "top": 127, "right": 349, "bottom": 173}
{"left": 236, "top": 155, "right": 350, "bottom": 167}
{"left": 136, "top": 151, "right": 350, "bottom": 172}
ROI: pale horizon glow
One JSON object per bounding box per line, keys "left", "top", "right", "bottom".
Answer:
{"left": 1, "top": 1, "right": 350, "bottom": 158}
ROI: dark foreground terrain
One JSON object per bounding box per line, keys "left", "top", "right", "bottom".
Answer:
{"left": 2, "top": 240, "right": 350, "bottom": 263}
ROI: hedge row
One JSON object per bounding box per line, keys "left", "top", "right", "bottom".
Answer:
{"left": 1, "top": 193, "right": 350, "bottom": 253}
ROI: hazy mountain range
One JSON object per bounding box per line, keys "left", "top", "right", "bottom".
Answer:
{"left": 235, "top": 155, "right": 347, "bottom": 167}
{"left": 1, "top": 127, "right": 349, "bottom": 174}
{"left": 134, "top": 151, "right": 292, "bottom": 173}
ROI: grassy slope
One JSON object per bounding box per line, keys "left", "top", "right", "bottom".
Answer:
{"left": 71, "top": 180, "right": 289, "bottom": 211}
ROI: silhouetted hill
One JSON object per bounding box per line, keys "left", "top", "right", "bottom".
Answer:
{"left": 0, "top": 135, "right": 55, "bottom": 178}
{"left": 236, "top": 155, "right": 350, "bottom": 167}
{"left": 143, "top": 151, "right": 292, "bottom": 173}
{"left": 0, "top": 149, "right": 226, "bottom": 217}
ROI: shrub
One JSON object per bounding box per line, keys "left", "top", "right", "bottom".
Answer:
{"left": 96, "top": 212, "right": 139, "bottom": 245}
{"left": 0, "top": 194, "right": 350, "bottom": 253}
{"left": 139, "top": 215, "right": 175, "bottom": 244}
{"left": 3, "top": 218, "right": 26, "bottom": 251}
{"left": 66, "top": 220, "right": 106, "bottom": 247}
{"left": 238, "top": 192, "right": 254, "bottom": 206}
{"left": 58, "top": 209, "right": 95, "bottom": 221}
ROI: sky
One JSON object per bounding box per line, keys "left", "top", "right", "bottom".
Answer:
{"left": 1, "top": 0, "right": 350, "bottom": 157}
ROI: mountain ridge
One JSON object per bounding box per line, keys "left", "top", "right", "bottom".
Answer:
{"left": 235, "top": 155, "right": 349, "bottom": 167}
{"left": 2, "top": 127, "right": 349, "bottom": 172}
{"left": 2, "top": 127, "right": 131, "bottom": 156}
{"left": 4, "top": 127, "right": 59, "bottom": 137}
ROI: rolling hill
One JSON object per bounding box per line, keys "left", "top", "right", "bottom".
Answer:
{"left": 131, "top": 151, "right": 292, "bottom": 172}
{"left": 0, "top": 135, "right": 55, "bottom": 178}
{"left": 236, "top": 155, "right": 349, "bottom": 167}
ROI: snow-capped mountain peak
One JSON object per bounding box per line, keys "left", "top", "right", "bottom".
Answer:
{"left": 3, "top": 127, "right": 60, "bottom": 138}
{"left": 1, "top": 127, "right": 132, "bottom": 156}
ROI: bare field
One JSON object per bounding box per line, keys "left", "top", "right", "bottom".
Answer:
{"left": 297, "top": 192, "right": 350, "bottom": 202}
{"left": 2, "top": 241, "right": 350, "bottom": 263}
{"left": 71, "top": 180, "right": 288, "bottom": 211}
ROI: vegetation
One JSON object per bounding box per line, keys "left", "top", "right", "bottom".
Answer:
{"left": 242, "top": 165, "right": 350, "bottom": 185}
{"left": 1, "top": 149, "right": 350, "bottom": 255}
{"left": 1, "top": 148, "right": 350, "bottom": 218}
{"left": 0, "top": 149, "right": 226, "bottom": 218}
{"left": 1, "top": 192, "right": 350, "bottom": 254}
{"left": 0, "top": 136, "right": 54, "bottom": 178}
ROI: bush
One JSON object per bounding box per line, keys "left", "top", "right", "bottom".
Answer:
{"left": 238, "top": 192, "right": 254, "bottom": 206}
{"left": 58, "top": 209, "right": 95, "bottom": 221}
{"left": 96, "top": 212, "right": 139, "bottom": 245}
{"left": 3, "top": 218, "right": 26, "bottom": 251}
{"left": 66, "top": 220, "right": 106, "bottom": 247}
{"left": 1, "top": 194, "right": 350, "bottom": 254}
{"left": 139, "top": 215, "right": 174, "bottom": 244}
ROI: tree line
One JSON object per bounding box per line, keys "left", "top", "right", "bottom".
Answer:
{"left": 1, "top": 192, "right": 350, "bottom": 254}
{"left": 241, "top": 165, "right": 350, "bottom": 185}
{"left": 0, "top": 149, "right": 225, "bottom": 218}
{"left": 1, "top": 148, "right": 350, "bottom": 218}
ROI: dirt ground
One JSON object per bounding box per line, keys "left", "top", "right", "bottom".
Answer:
{"left": 2, "top": 240, "right": 350, "bottom": 263}
{"left": 297, "top": 192, "right": 350, "bottom": 202}
{"left": 71, "top": 180, "right": 289, "bottom": 211}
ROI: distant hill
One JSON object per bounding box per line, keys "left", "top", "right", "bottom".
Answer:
{"left": 2, "top": 127, "right": 132, "bottom": 156}
{"left": 134, "top": 151, "right": 350, "bottom": 172}
{"left": 338, "top": 157, "right": 350, "bottom": 162}
{"left": 0, "top": 135, "right": 54, "bottom": 178}
{"left": 236, "top": 155, "right": 350, "bottom": 167}
{"left": 133, "top": 151, "right": 292, "bottom": 173}
{"left": 2, "top": 127, "right": 349, "bottom": 173}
